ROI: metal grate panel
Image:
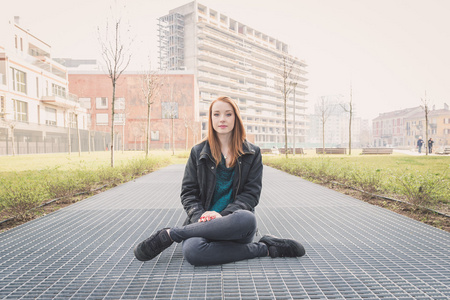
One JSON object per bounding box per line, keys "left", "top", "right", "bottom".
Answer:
{"left": 1, "top": 164, "right": 449, "bottom": 299}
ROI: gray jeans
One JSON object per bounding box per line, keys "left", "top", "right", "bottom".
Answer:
{"left": 169, "top": 210, "right": 268, "bottom": 266}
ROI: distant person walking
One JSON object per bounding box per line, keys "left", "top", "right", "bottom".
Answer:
{"left": 417, "top": 137, "right": 424, "bottom": 153}
{"left": 428, "top": 138, "right": 434, "bottom": 154}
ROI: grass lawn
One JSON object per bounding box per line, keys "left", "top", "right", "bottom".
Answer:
{"left": 0, "top": 150, "right": 189, "bottom": 173}
{"left": 271, "top": 149, "right": 450, "bottom": 177}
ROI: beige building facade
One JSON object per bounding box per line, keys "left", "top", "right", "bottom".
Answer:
{"left": 158, "top": 1, "right": 308, "bottom": 148}
{"left": 0, "top": 17, "right": 88, "bottom": 155}
{"left": 372, "top": 104, "right": 450, "bottom": 150}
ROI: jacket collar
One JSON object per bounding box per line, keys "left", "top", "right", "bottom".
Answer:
{"left": 199, "top": 139, "right": 255, "bottom": 160}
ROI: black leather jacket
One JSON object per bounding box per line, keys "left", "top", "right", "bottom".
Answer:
{"left": 180, "top": 140, "right": 263, "bottom": 225}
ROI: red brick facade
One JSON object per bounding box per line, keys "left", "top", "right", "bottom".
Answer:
{"left": 69, "top": 72, "right": 200, "bottom": 150}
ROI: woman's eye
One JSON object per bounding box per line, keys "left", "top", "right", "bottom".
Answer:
{"left": 213, "top": 113, "right": 219, "bottom": 117}
{"left": 227, "top": 113, "right": 232, "bottom": 117}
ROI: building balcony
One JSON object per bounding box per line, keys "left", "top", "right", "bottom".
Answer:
{"left": 41, "top": 93, "right": 80, "bottom": 109}
{"left": 24, "top": 54, "right": 67, "bottom": 80}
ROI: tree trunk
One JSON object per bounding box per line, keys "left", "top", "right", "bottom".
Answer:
{"left": 76, "top": 114, "right": 81, "bottom": 156}
{"left": 122, "top": 122, "right": 125, "bottom": 153}
{"left": 11, "top": 127, "right": 15, "bottom": 156}
{"left": 348, "top": 110, "right": 352, "bottom": 155}
{"left": 68, "top": 118, "right": 71, "bottom": 155}
{"left": 172, "top": 117, "right": 175, "bottom": 155}
{"left": 293, "top": 87, "right": 296, "bottom": 156}
{"left": 146, "top": 102, "right": 151, "bottom": 157}
{"left": 425, "top": 110, "right": 429, "bottom": 156}
{"left": 284, "top": 98, "right": 288, "bottom": 158}
{"left": 322, "top": 119, "right": 325, "bottom": 155}
{"left": 111, "top": 82, "right": 115, "bottom": 167}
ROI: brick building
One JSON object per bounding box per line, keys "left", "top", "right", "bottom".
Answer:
{"left": 68, "top": 71, "right": 200, "bottom": 150}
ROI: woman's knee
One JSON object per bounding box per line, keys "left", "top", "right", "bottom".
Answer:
{"left": 182, "top": 237, "right": 206, "bottom": 266}
{"left": 232, "top": 210, "right": 256, "bottom": 230}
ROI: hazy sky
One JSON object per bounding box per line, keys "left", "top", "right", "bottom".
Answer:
{"left": 2, "top": 0, "right": 450, "bottom": 121}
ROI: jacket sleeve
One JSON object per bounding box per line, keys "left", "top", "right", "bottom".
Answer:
{"left": 180, "top": 147, "right": 205, "bottom": 222}
{"left": 220, "top": 147, "right": 263, "bottom": 216}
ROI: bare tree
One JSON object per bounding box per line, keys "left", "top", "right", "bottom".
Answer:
{"left": 141, "top": 65, "right": 160, "bottom": 157}
{"left": 178, "top": 85, "right": 196, "bottom": 151}
{"left": 317, "top": 96, "right": 334, "bottom": 154}
{"left": 75, "top": 112, "right": 81, "bottom": 156}
{"left": 277, "top": 54, "right": 299, "bottom": 158}
{"left": 421, "top": 91, "right": 431, "bottom": 156}
{"left": 112, "top": 98, "right": 126, "bottom": 153}
{"left": 98, "top": 11, "right": 132, "bottom": 167}
{"left": 69, "top": 104, "right": 82, "bottom": 157}
{"left": 77, "top": 88, "right": 94, "bottom": 154}
{"left": 161, "top": 77, "right": 179, "bottom": 155}
{"left": 67, "top": 111, "right": 71, "bottom": 155}
{"left": 340, "top": 84, "right": 354, "bottom": 155}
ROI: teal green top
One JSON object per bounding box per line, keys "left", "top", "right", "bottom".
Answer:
{"left": 209, "top": 155, "right": 235, "bottom": 213}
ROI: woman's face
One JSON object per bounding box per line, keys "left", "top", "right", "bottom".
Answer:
{"left": 211, "top": 100, "right": 235, "bottom": 137}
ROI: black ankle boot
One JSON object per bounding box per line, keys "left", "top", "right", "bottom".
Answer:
{"left": 259, "top": 234, "right": 306, "bottom": 258}
{"left": 134, "top": 228, "right": 173, "bottom": 261}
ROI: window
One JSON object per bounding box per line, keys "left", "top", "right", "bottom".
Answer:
{"left": 45, "top": 107, "right": 56, "bottom": 126}
{"left": 114, "top": 113, "right": 125, "bottom": 124}
{"left": 79, "top": 97, "right": 91, "bottom": 109}
{"left": 11, "top": 68, "right": 27, "bottom": 94}
{"left": 162, "top": 102, "right": 178, "bottom": 119}
{"left": 96, "top": 97, "right": 108, "bottom": 109}
{"left": 13, "top": 99, "right": 28, "bottom": 122}
{"left": 96, "top": 113, "right": 109, "bottom": 125}
{"left": 115, "top": 97, "right": 125, "bottom": 110}
{"left": 52, "top": 84, "right": 66, "bottom": 98}
{"left": 151, "top": 131, "right": 160, "bottom": 141}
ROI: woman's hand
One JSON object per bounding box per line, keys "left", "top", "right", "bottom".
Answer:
{"left": 198, "top": 211, "right": 222, "bottom": 222}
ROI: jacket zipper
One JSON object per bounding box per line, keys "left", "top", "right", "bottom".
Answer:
{"left": 235, "top": 157, "right": 241, "bottom": 200}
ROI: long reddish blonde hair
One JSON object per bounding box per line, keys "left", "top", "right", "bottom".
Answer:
{"left": 207, "top": 96, "right": 246, "bottom": 167}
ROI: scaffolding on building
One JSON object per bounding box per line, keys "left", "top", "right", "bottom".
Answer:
{"left": 158, "top": 13, "right": 185, "bottom": 70}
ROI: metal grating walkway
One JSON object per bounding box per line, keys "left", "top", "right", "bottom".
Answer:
{"left": 1, "top": 164, "right": 449, "bottom": 299}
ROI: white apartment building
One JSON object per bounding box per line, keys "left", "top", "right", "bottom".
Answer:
{"left": 307, "top": 95, "right": 365, "bottom": 148}
{"left": 158, "top": 1, "right": 308, "bottom": 148}
{"left": 0, "top": 17, "right": 87, "bottom": 155}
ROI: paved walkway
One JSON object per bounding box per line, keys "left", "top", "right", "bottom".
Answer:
{"left": 1, "top": 164, "right": 449, "bottom": 299}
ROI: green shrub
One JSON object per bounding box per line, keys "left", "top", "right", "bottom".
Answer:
{"left": 395, "top": 170, "right": 448, "bottom": 208}
{"left": 0, "top": 173, "right": 49, "bottom": 220}
{"left": 344, "top": 166, "right": 385, "bottom": 194}
{"left": 0, "top": 153, "right": 173, "bottom": 222}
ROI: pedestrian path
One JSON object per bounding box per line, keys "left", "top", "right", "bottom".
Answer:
{"left": 0, "top": 164, "right": 449, "bottom": 299}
